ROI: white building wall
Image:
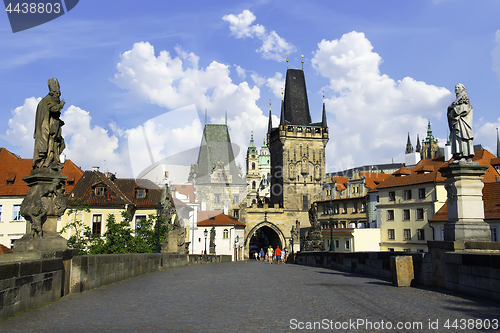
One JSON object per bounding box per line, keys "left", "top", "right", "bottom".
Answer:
{"left": 0, "top": 197, "right": 26, "bottom": 248}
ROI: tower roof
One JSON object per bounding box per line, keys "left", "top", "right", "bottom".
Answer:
{"left": 423, "top": 120, "right": 438, "bottom": 143}
{"left": 416, "top": 134, "right": 421, "bottom": 152}
{"left": 282, "top": 69, "right": 312, "bottom": 126}
{"left": 405, "top": 133, "right": 414, "bottom": 154}
{"left": 195, "top": 124, "right": 245, "bottom": 185}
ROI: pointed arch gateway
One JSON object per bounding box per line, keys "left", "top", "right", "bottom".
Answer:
{"left": 246, "top": 221, "right": 287, "bottom": 254}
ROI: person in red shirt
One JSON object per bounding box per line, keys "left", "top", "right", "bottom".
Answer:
{"left": 275, "top": 246, "right": 281, "bottom": 264}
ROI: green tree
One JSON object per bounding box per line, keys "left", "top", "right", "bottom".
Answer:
{"left": 133, "top": 213, "right": 169, "bottom": 253}
{"left": 60, "top": 198, "right": 92, "bottom": 255}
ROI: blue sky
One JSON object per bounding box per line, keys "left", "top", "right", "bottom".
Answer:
{"left": 1, "top": 0, "right": 500, "bottom": 179}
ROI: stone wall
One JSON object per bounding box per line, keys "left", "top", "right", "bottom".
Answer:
{"left": 0, "top": 258, "right": 63, "bottom": 319}
{"left": 444, "top": 252, "right": 500, "bottom": 302}
{"left": 0, "top": 253, "right": 231, "bottom": 319}
{"left": 295, "top": 251, "right": 433, "bottom": 286}
{"left": 69, "top": 253, "right": 230, "bottom": 293}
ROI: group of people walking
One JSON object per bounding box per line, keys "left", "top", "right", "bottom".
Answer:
{"left": 253, "top": 245, "right": 288, "bottom": 264}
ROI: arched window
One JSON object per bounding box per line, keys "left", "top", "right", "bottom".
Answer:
{"left": 252, "top": 162, "right": 255, "bottom": 170}
{"left": 252, "top": 181, "right": 256, "bottom": 189}
{"left": 223, "top": 229, "right": 228, "bottom": 239}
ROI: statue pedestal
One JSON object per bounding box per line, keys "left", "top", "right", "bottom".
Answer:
{"left": 428, "top": 161, "right": 492, "bottom": 288}
{"left": 14, "top": 170, "right": 68, "bottom": 253}
{"left": 209, "top": 245, "right": 216, "bottom": 255}
{"left": 439, "top": 161, "right": 491, "bottom": 242}
{"left": 162, "top": 229, "right": 179, "bottom": 253}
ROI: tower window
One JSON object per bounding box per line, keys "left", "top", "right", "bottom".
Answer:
{"left": 252, "top": 181, "right": 256, "bottom": 189}
{"left": 252, "top": 162, "right": 255, "bottom": 170}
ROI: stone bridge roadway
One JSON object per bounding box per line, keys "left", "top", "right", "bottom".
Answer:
{"left": 1, "top": 260, "right": 499, "bottom": 332}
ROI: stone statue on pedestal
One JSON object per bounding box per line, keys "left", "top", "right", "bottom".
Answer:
{"left": 15, "top": 78, "right": 68, "bottom": 252}
{"left": 302, "top": 203, "right": 323, "bottom": 252}
{"left": 438, "top": 83, "right": 491, "bottom": 242}
{"left": 447, "top": 83, "right": 474, "bottom": 162}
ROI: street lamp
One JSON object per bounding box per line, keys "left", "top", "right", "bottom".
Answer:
{"left": 328, "top": 199, "right": 335, "bottom": 251}
{"left": 155, "top": 202, "right": 163, "bottom": 253}
{"left": 204, "top": 228, "right": 208, "bottom": 255}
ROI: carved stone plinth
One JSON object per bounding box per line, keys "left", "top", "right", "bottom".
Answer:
{"left": 161, "top": 227, "right": 189, "bottom": 254}
{"left": 439, "top": 161, "right": 491, "bottom": 242}
{"left": 209, "top": 245, "right": 216, "bottom": 255}
{"left": 14, "top": 170, "right": 68, "bottom": 253}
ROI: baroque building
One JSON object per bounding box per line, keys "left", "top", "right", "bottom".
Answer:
{"left": 245, "top": 133, "right": 271, "bottom": 206}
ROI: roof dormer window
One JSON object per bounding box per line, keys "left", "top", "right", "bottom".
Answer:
{"left": 95, "top": 186, "right": 105, "bottom": 196}
{"left": 6, "top": 172, "right": 15, "bottom": 185}
{"left": 136, "top": 189, "right": 146, "bottom": 198}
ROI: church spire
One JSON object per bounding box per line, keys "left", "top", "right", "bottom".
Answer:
{"left": 405, "top": 133, "right": 414, "bottom": 154}
{"left": 416, "top": 134, "right": 421, "bottom": 153}
{"left": 321, "top": 93, "right": 327, "bottom": 128}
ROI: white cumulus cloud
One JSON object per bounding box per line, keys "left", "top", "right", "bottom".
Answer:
{"left": 311, "top": 31, "right": 452, "bottom": 171}
{"left": 112, "top": 41, "right": 271, "bottom": 173}
{"left": 2, "top": 97, "right": 40, "bottom": 158}
{"left": 2, "top": 99, "right": 129, "bottom": 175}
{"left": 222, "top": 10, "right": 296, "bottom": 61}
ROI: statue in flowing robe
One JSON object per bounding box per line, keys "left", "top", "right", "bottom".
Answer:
{"left": 33, "top": 78, "right": 65, "bottom": 170}
{"left": 447, "top": 84, "right": 474, "bottom": 162}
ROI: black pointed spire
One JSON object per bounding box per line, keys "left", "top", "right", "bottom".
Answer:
{"left": 268, "top": 105, "right": 273, "bottom": 134}
{"left": 405, "top": 133, "right": 414, "bottom": 154}
{"left": 282, "top": 69, "right": 312, "bottom": 126}
{"left": 415, "top": 134, "right": 421, "bottom": 153}
{"left": 280, "top": 98, "right": 285, "bottom": 126}
{"left": 497, "top": 128, "right": 500, "bottom": 158}
{"left": 321, "top": 95, "right": 327, "bottom": 128}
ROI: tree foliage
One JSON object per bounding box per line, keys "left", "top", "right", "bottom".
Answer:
{"left": 60, "top": 198, "right": 169, "bottom": 254}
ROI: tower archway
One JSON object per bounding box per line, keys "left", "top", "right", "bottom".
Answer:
{"left": 246, "top": 221, "right": 287, "bottom": 256}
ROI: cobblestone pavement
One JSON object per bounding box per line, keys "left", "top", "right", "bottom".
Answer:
{"left": 1, "top": 260, "right": 500, "bottom": 332}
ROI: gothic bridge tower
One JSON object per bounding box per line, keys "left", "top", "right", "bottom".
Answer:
{"left": 267, "top": 68, "right": 329, "bottom": 211}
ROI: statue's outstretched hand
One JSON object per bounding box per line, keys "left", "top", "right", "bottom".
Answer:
{"left": 60, "top": 99, "right": 65, "bottom": 108}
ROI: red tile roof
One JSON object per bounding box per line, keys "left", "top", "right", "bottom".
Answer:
{"left": 375, "top": 150, "right": 499, "bottom": 190}
{"left": 0, "top": 243, "right": 13, "bottom": 254}
{"left": 361, "top": 172, "right": 391, "bottom": 189}
{"left": 69, "top": 170, "right": 161, "bottom": 208}
{"left": 0, "top": 148, "right": 84, "bottom": 196}
{"left": 431, "top": 181, "right": 500, "bottom": 222}
{"left": 197, "top": 211, "right": 245, "bottom": 226}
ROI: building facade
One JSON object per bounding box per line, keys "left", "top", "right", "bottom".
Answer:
{"left": 0, "top": 148, "right": 83, "bottom": 248}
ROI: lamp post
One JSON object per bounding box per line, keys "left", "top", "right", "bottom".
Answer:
{"left": 155, "top": 202, "right": 163, "bottom": 253}
{"left": 204, "top": 228, "right": 208, "bottom": 255}
{"left": 328, "top": 199, "right": 335, "bottom": 251}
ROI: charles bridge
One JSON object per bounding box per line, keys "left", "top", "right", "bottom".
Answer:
{"left": 1, "top": 250, "right": 500, "bottom": 332}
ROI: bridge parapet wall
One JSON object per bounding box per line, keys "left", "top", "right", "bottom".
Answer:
{"left": 295, "top": 251, "right": 432, "bottom": 286}
{"left": 0, "top": 253, "right": 231, "bottom": 319}
{"left": 295, "top": 251, "right": 500, "bottom": 302}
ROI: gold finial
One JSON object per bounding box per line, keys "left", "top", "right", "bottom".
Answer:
{"left": 301, "top": 55, "right": 304, "bottom": 70}
{"left": 281, "top": 87, "right": 284, "bottom": 100}
{"left": 286, "top": 53, "right": 289, "bottom": 68}
{"left": 323, "top": 91, "right": 325, "bottom": 103}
